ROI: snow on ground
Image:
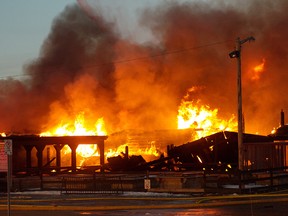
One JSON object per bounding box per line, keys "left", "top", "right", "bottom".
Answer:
{"left": 8, "top": 190, "right": 190, "bottom": 197}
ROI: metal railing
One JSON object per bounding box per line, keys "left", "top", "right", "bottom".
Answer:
{"left": 60, "top": 175, "right": 123, "bottom": 194}
{"left": 203, "top": 166, "right": 288, "bottom": 194}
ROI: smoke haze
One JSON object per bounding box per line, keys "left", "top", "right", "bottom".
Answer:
{"left": 1, "top": 0, "right": 288, "bottom": 135}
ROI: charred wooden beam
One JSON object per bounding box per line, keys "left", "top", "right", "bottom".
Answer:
{"left": 168, "top": 131, "right": 274, "bottom": 170}
{"left": 0, "top": 135, "right": 108, "bottom": 145}
{"left": 0, "top": 135, "right": 108, "bottom": 174}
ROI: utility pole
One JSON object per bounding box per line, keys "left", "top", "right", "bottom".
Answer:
{"left": 4, "top": 139, "right": 12, "bottom": 216}
{"left": 229, "top": 36, "right": 255, "bottom": 171}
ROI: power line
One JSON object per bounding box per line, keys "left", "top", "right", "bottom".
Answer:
{"left": 0, "top": 39, "right": 231, "bottom": 80}
{"left": 84, "top": 40, "right": 231, "bottom": 68}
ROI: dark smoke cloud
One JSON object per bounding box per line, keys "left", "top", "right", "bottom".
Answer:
{"left": 1, "top": 0, "right": 288, "bottom": 135}
{"left": 139, "top": 0, "right": 288, "bottom": 134}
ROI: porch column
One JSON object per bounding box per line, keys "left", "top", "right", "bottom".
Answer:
{"left": 68, "top": 143, "right": 78, "bottom": 172}
{"left": 24, "top": 145, "right": 33, "bottom": 173}
{"left": 54, "top": 144, "right": 64, "bottom": 172}
{"left": 98, "top": 140, "right": 105, "bottom": 172}
{"left": 36, "top": 145, "right": 45, "bottom": 172}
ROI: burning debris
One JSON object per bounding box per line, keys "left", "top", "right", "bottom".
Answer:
{"left": 107, "top": 154, "right": 147, "bottom": 171}
{"left": 168, "top": 131, "right": 274, "bottom": 171}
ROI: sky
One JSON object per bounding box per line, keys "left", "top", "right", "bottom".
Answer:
{"left": 0, "top": 0, "right": 163, "bottom": 79}
{"left": 0, "top": 0, "right": 73, "bottom": 78}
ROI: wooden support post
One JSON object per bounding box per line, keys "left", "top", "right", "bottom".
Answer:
{"left": 125, "top": 145, "right": 129, "bottom": 160}
{"left": 54, "top": 144, "right": 64, "bottom": 172}
{"left": 36, "top": 145, "right": 45, "bottom": 174}
{"left": 68, "top": 144, "right": 78, "bottom": 172}
{"left": 24, "top": 145, "right": 33, "bottom": 173}
{"left": 99, "top": 141, "right": 105, "bottom": 173}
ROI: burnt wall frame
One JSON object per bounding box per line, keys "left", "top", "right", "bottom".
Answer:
{"left": 0, "top": 135, "right": 108, "bottom": 174}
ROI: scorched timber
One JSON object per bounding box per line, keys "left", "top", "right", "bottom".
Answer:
{"left": 0, "top": 135, "right": 108, "bottom": 145}
{"left": 0, "top": 135, "right": 108, "bottom": 174}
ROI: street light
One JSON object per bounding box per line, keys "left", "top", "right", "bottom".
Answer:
{"left": 229, "top": 36, "right": 255, "bottom": 171}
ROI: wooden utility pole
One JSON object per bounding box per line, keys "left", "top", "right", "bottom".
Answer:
{"left": 229, "top": 36, "right": 255, "bottom": 171}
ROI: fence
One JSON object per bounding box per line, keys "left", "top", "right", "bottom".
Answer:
{"left": 60, "top": 175, "right": 124, "bottom": 194}
{"left": 203, "top": 166, "right": 288, "bottom": 194}
{"left": 3, "top": 168, "right": 288, "bottom": 194}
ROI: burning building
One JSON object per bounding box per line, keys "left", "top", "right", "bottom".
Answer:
{"left": 168, "top": 131, "right": 274, "bottom": 171}
{"left": 1, "top": 1, "right": 288, "bottom": 173}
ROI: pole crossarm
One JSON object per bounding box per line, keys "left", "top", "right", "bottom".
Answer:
{"left": 239, "top": 36, "right": 255, "bottom": 46}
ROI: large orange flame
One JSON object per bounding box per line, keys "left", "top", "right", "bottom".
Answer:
{"left": 177, "top": 88, "right": 237, "bottom": 140}
{"left": 40, "top": 110, "right": 161, "bottom": 166}
{"left": 41, "top": 85, "right": 237, "bottom": 166}
{"left": 40, "top": 113, "right": 107, "bottom": 136}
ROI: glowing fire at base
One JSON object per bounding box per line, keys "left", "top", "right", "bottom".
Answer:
{"left": 40, "top": 112, "right": 161, "bottom": 166}
{"left": 77, "top": 144, "right": 99, "bottom": 158}
{"left": 60, "top": 144, "right": 100, "bottom": 167}
{"left": 40, "top": 113, "right": 107, "bottom": 166}
{"left": 106, "top": 143, "right": 160, "bottom": 159}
